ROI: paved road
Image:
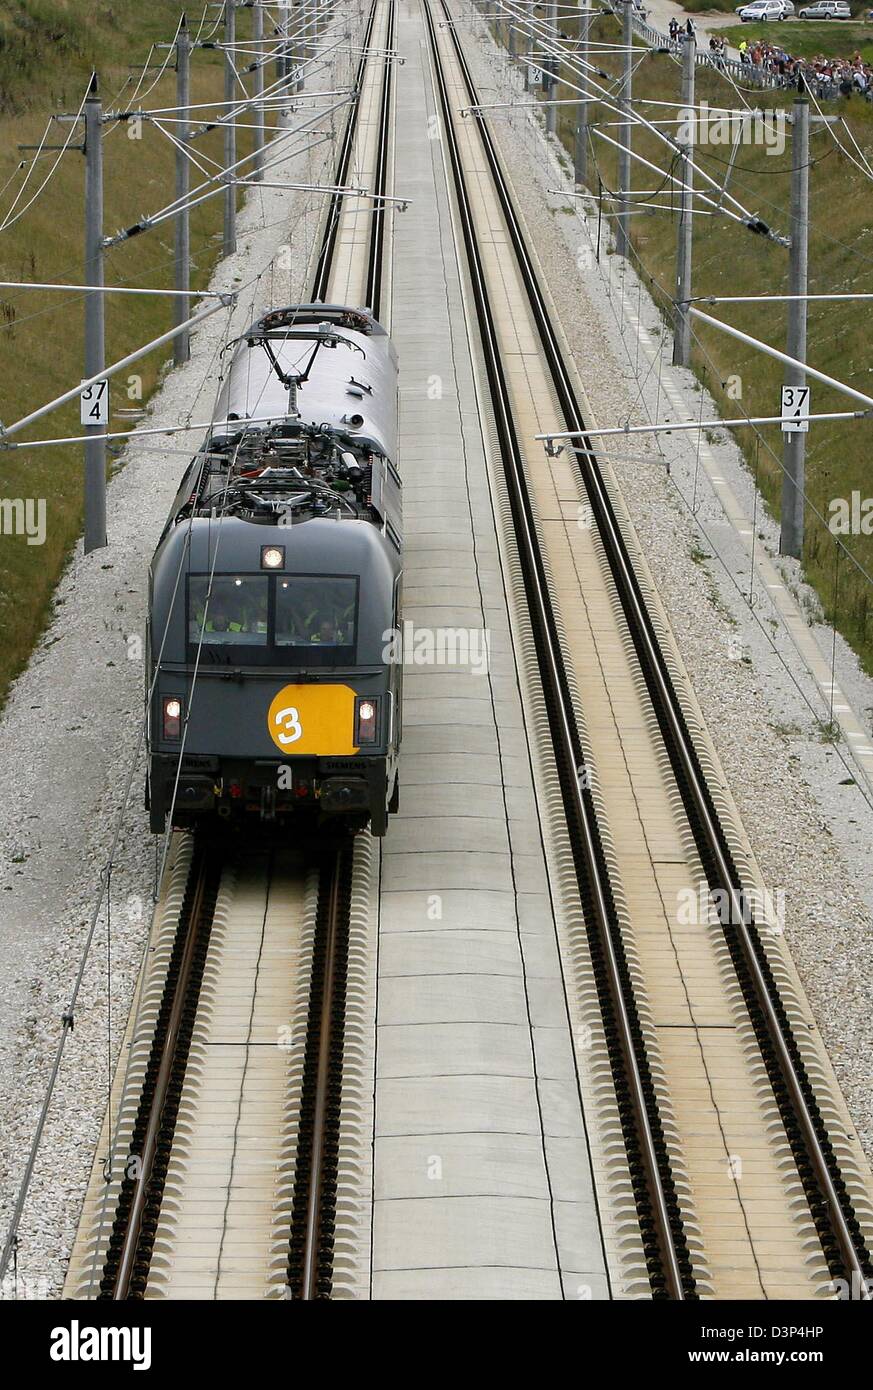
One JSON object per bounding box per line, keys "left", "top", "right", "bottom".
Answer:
{"left": 642, "top": 0, "right": 740, "bottom": 38}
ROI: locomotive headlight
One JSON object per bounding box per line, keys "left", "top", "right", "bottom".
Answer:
{"left": 261, "top": 544, "right": 285, "bottom": 570}
{"left": 355, "top": 697, "right": 379, "bottom": 745}
{"left": 163, "top": 696, "right": 183, "bottom": 739}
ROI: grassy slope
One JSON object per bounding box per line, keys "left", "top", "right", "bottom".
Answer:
{"left": 0, "top": 0, "right": 262, "bottom": 707}
{"left": 492, "top": 12, "right": 873, "bottom": 674}
{"left": 722, "top": 21, "right": 873, "bottom": 60}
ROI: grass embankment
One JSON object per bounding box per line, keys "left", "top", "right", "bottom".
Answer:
{"left": 0, "top": 0, "right": 266, "bottom": 708}
{"left": 491, "top": 12, "right": 873, "bottom": 676}
{"left": 722, "top": 21, "right": 873, "bottom": 61}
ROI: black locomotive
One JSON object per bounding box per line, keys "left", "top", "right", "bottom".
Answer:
{"left": 146, "top": 304, "right": 402, "bottom": 836}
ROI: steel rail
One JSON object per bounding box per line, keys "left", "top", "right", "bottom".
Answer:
{"left": 364, "top": 0, "right": 396, "bottom": 320}
{"left": 103, "top": 842, "right": 221, "bottom": 1299}
{"left": 425, "top": 0, "right": 692, "bottom": 1300}
{"left": 302, "top": 852, "right": 345, "bottom": 1299}
{"left": 288, "top": 846, "right": 353, "bottom": 1300}
{"left": 444, "top": 0, "right": 871, "bottom": 1296}
{"left": 310, "top": 0, "right": 380, "bottom": 301}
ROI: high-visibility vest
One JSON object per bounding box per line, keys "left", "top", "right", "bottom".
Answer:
{"left": 197, "top": 609, "right": 243, "bottom": 634}
{"left": 205, "top": 618, "right": 243, "bottom": 633}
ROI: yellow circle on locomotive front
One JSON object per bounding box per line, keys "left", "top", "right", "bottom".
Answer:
{"left": 267, "top": 683, "right": 359, "bottom": 756}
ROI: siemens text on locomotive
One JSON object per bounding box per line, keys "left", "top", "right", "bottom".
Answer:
{"left": 146, "top": 304, "right": 402, "bottom": 837}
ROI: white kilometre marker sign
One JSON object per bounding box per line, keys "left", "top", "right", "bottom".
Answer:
{"left": 80, "top": 378, "right": 109, "bottom": 427}
{"left": 781, "top": 384, "right": 810, "bottom": 434}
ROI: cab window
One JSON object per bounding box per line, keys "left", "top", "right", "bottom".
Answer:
{"left": 275, "top": 576, "right": 357, "bottom": 650}
{"left": 188, "top": 575, "right": 269, "bottom": 645}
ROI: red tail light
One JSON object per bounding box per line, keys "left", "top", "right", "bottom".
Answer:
{"left": 355, "top": 696, "right": 379, "bottom": 745}
{"left": 162, "top": 696, "right": 182, "bottom": 739}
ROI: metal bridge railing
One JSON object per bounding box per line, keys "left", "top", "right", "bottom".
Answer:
{"left": 620, "top": 8, "right": 784, "bottom": 90}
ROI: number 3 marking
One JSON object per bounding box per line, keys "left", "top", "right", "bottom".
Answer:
{"left": 275, "top": 706, "right": 302, "bottom": 745}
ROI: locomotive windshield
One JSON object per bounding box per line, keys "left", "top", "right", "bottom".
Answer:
{"left": 186, "top": 573, "right": 358, "bottom": 659}
{"left": 275, "top": 576, "right": 357, "bottom": 649}
{"left": 188, "top": 575, "right": 268, "bottom": 645}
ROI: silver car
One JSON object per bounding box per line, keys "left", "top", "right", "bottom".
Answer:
{"left": 798, "top": 0, "right": 852, "bottom": 15}
{"left": 739, "top": 0, "right": 788, "bottom": 18}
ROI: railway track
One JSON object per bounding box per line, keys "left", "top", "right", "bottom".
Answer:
{"left": 65, "top": 0, "right": 393, "bottom": 1303}
{"left": 310, "top": 0, "right": 381, "bottom": 303}
{"left": 91, "top": 840, "right": 353, "bottom": 1301}
{"left": 425, "top": 0, "right": 873, "bottom": 1299}
{"left": 314, "top": 0, "right": 396, "bottom": 315}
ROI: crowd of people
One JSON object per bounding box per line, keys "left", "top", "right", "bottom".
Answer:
{"left": 662, "top": 15, "right": 873, "bottom": 101}
{"left": 735, "top": 37, "right": 873, "bottom": 99}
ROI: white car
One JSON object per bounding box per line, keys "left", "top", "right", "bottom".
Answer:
{"left": 736, "top": 0, "right": 793, "bottom": 10}
{"left": 798, "top": 0, "right": 852, "bottom": 15}
{"left": 738, "top": 0, "right": 788, "bottom": 19}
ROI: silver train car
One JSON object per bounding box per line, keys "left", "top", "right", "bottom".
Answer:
{"left": 146, "top": 304, "right": 402, "bottom": 836}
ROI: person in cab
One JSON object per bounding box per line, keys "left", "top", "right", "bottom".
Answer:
{"left": 200, "top": 597, "right": 243, "bottom": 636}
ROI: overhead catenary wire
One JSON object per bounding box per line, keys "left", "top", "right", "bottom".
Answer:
{"left": 0, "top": 6, "right": 333, "bottom": 292}
{"left": 0, "top": 82, "right": 91, "bottom": 235}
{"left": 0, "top": 299, "right": 233, "bottom": 442}
{"left": 130, "top": 11, "right": 186, "bottom": 109}
{"left": 585, "top": 3, "right": 873, "bottom": 266}
{"left": 104, "top": 91, "right": 356, "bottom": 244}
{"left": 577, "top": 123, "right": 873, "bottom": 598}
{"left": 0, "top": 117, "right": 53, "bottom": 225}
{"left": 466, "top": 5, "right": 789, "bottom": 242}
{"left": 5, "top": 3, "right": 358, "bottom": 315}
{"left": 498, "top": 0, "right": 873, "bottom": 298}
